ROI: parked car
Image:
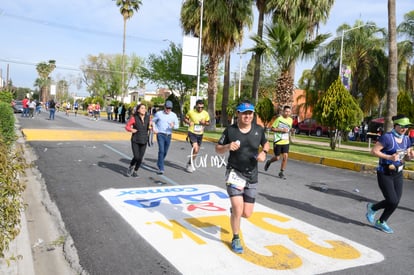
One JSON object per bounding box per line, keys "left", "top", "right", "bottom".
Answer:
{"left": 296, "top": 118, "right": 331, "bottom": 137}
{"left": 12, "top": 100, "right": 24, "bottom": 113}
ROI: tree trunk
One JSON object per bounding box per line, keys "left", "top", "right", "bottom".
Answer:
{"left": 252, "top": 4, "right": 265, "bottom": 104}
{"left": 206, "top": 56, "right": 219, "bottom": 131}
{"left": 384, "top": 0, "right": 398, "bottom": 132}
{"left": 122, "top": 17, "right": 127, "bottom": 102}
{"left": 221, "top": 48, "right": 231, "bottom": 127}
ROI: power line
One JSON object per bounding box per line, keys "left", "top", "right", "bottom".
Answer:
{"left": 0, "top": 58, "right": 126, "bottom": 74}
{"left": 0, "top": 8, "right": 163, "bottom": 44}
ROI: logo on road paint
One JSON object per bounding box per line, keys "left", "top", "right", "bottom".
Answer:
{"left": 100, "top": 184, "right": 384, "bottom": 274}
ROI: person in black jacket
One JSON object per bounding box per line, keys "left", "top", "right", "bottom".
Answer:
{"left": 124, "top": 104, "right": 151, "bottom": 177}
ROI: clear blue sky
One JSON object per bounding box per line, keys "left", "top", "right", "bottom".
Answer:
{"left": 0, "top": 0, "right": 411, "bottom": 97}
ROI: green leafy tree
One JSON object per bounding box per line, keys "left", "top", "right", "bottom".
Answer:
{"left": 397, "top": 90, "right": 414, "bottom": 120}
{"left": 145, "top": 42, "right": 203, "bottom": 121}
{"left": 113, "top": 0, "right": 142, "bottom": 100}
{"left": 81, "top": 53, "right": 145, "bottom": 99}
{"left": 313, "top": 78, "right": 363, "bottom": 150}
{"left": 255, "top": 97, "right": 274, "bottom": 128}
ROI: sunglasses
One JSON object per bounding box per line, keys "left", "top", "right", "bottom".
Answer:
{"left": 396, "top": 124, "right": 409, "bottom": 129}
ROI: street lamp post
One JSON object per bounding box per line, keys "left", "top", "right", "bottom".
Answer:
{"left": 338, "top": 24, "right": 373, "bottom": 78}
{"left": 238, "top": 46, "right": 243, "bottom": 98}
{"left": 196, "top": 0, "right": 204, "bottom": 100}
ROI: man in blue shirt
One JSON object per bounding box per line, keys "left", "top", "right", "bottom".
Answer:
{"left": 152, "top": 100, "right": 179, "bottom": 174}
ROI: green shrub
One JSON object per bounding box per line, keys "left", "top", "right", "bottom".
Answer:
{"left": 0, "top": 136, "right": 26, "bottom": 258}
{"left": 0, "top": 90, "right": 13, "bottom": 104}
{"left": 0, "top": 102, "right": 16, "bottom": 147}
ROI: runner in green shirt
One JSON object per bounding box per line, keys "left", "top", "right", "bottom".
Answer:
{"left": 264, "top": 105, "right": 293, "bottom": 179}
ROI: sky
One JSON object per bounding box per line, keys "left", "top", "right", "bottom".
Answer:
{"left": 0, "top": 0, "right": 412, "bottom": 97}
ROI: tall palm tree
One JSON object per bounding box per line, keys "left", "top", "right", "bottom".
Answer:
{"left": 384, "top": 0, "right": 398, "bottom": 131}
{"left": 181, "top": 0, "right": 253, "bottom": 130}
{"left": 114, "top": 0, "right": 142, "bottom": 101}
{"left": 221, "top": 1, "right": 253, "bottom": 127}
{"left": 249, "top": 19, "right": 329, "bottom": 110}
{"left": 268, "top": 0, "right": 335, "bottom": 81}
{"left": 36, "top": 60, "right": 56, "bottom": 103}
{"left": 313, "top": 21, "right": 387, "bottom": 115}
{"left": 397, "top": 11, "right": 414, "bottom": 94}
{"left": 251, "top": 0, "right": 272, "bottom": 103}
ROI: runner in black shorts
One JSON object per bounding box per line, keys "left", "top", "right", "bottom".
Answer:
{"left": 216, "top": 100, "right": 269, "bottom": 254}
{"left": 264, "top": 106, "right": 293, "bottom": 178}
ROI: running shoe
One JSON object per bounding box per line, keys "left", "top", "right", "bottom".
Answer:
{"left": 374, "top": 220, "right": 394, "bottom": 234}
{"left": 156, "top": 169, "right": 164, "bottom": 175}
{"left": 279, "top": 171, "right": 285, "bottom": 178}
{"left": 132, "top": 171, "right": 139, "bottom": 178}
{"left": 186, "top": 163, "right": 194, "bottom": 173}
{"left": 365, "top": 202, "right": 377, "bottom": 224}
{"left": 264, "top": 160, "right": 271, "bottom": 171}
{"left": 231, "top": 238, "right": 243, "bottom": 254}
{"left": 126, "top": 166, "right": 134, "bottom": 177}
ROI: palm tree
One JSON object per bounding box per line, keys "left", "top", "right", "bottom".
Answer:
{"left": 114, "top": 0, "right": 142, "bottom": 101}
{"left": 384, "top": 0, "right": 398, "bottom": 131}
{"left": 249, "top": 19, "right": 329, "bottom": 110}
{"left": 312, "top": 21, "right": 387, "bottom": 115}
{"left": 397, "top": 11, "right": 414, "bottom": 94}
{"left": 36, "top": 60, "right": 56, "bottom": 103}
{"left": 221, "top": 1, "right": 253, "bottom": 127}
{"left": 268, "top": 0, "right": 335, "bottom": 80}
{"left": 251, "top": 0, "right": 272, "bottom": 103}
{"left": 181, "top": 0, "right": 253, "bottom": 130}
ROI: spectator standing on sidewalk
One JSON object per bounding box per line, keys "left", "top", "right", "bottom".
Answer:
{"left": 366, "top": 114, "right": 414, "bottom": 234}
{"left": 125, "top": 104, "right": 151, "bottom": 178}
{"left": 183, "top": 99, "right": 210, "bottom": 173}
{"left": 215, "top": 100, "right": 269, "bottom": 254}
{"left": 28, "top": 99, "right": 36, "bottom": 118}
{"left": 151, "top": 100, "right": 179, "bottom": 175}
{"left": 106, "top": 104, "right": 114, "bottom": 120}
{"left": 264, "top": 105, "right": 293, "bottom": 179}
{"left": 22, "top": 96, "right": 29, "bottom": 117}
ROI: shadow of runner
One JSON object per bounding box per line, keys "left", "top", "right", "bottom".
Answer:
{"left": 259, "top": 192, "right": 367, "bottom": 227}
{"left": 306, "top": 184, "right": 414, "bottom": 213}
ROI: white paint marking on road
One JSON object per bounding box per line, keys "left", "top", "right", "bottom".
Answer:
{"left": 103, "top": 143, "right": 180, "bottom": 186}
{"left": 100, "top": 184, "right": 384, "bottom": 275}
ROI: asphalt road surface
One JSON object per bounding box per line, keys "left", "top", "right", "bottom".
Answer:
{"left": 18, "top": 111, "right": 414, "bottom": 275}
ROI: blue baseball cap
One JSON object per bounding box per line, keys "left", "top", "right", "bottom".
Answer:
{"left": 165, "top": 100, "right": 173, "bottom": 109}
{"left": 236, "top": 102, "right": 255, "bottom": 113}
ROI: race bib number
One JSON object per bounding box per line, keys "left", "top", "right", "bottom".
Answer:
{"left": 226, "top": 170, "right": 246, "bottom": 190}
{"left": 194, "top": 124, "right": 203, "bottom": 133}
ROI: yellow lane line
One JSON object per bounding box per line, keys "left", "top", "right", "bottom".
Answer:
{"left": 22, "top": 129, "right": 130, "bottom": 141}
{"left": 22, "top": 129, "right": 189, "bottom": 142}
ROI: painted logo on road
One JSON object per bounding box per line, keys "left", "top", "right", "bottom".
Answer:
{"left": 100, "top": 184, "right": 383, "bottom": 274}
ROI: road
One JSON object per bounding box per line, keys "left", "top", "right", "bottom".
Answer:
{"left": 17, "top": 110, "right": 414, "bottom": 275}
